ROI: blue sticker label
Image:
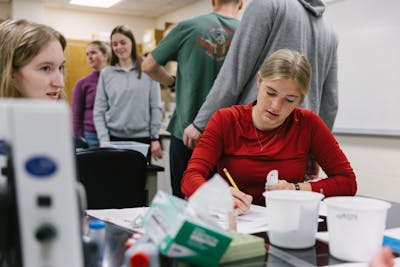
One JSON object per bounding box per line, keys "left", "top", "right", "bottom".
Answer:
{"left": 0, "top": 140, "right": 6, "bottom": 155}
{"left": 25, "top": 156, "right": 57, "bottom": 177}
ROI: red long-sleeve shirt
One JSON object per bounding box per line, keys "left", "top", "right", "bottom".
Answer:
{"left": 181, "top": 103, "right": 357, "bottom": 206}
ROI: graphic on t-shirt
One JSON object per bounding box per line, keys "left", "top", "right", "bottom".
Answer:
{"left": 196, "top": 26, "right": 234, "bottom": 61}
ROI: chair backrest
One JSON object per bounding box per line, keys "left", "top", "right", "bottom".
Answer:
{"left": 76, "top": 147, "right": 147, "bottom": 209}
{"left": 74, "top": 136, "right": 89, "bottom": 150}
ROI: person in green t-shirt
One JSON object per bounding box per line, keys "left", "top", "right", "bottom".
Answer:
{"left": 142, "top": 0, "right": 243, "bottom": 198}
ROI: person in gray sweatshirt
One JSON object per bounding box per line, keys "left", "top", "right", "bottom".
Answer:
{"left": 94, "top": 25, "right": 163, "bottom": 160}
{"left": 183, "top": 0, "right": 338, "bottom": 178}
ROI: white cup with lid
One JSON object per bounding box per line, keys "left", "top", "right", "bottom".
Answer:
{"left": 324, "top": 196, "right": 391, "bottom": 262}
{"left": 263, "top": 190, "right": 324, "bottom": 249}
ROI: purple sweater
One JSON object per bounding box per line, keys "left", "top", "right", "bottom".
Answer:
{"left": 72, "top": 71, "right": 100, "bottom": 136}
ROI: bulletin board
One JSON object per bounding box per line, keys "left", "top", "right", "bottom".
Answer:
{"left": 325, "top": 0, "right": 400, "bottom": 137}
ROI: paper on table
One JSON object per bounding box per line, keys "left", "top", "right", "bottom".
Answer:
{"left": 86, "top": 207, "right": 148, "bottom": 233}
{"left": 210, "top": 204, "right": 268, "bottom": 234}
{"left": 236, "top": 204, "right": 269, "bottom": 234}
{"left": 217, "top": 204, "right": 323, "bottom": 235}
{"left": 86, "top": 201, "right": 326, "bottom": 236}
{"left": 86, "top": 205, "right": 266, "bottom": 234}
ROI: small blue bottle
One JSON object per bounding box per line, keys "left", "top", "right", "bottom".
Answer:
{"left": 88, "top": 220, "right": 106, "bottom": 266}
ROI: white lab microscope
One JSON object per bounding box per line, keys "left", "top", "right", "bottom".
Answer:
{"left": 0, "top": 99, "right": 94, "bottom": 267}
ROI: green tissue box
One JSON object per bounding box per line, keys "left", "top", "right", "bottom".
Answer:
{"left": 142, "top": 191, "right": 232, "bottom": 267}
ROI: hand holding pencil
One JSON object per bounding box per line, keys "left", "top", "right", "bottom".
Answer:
{"left": 223, "top": 168, "right": 253, "bottom": 213}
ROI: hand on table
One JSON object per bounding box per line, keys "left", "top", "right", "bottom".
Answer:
{"left": 369, "top": 247, "right": 394, "bottom": 267}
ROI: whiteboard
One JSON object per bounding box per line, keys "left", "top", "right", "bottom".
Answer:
{"left": 325, "top": 0, "right": 400, "bottom": 136}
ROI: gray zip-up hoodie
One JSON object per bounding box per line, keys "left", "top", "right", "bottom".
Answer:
{"left": 193, "top": 0, "right": 338, "bottom": 130}
{"left": 94, "top": 65, "right": 162, "bottom": 143}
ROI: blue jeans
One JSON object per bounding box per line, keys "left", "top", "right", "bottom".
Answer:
{"left": 83, "top": 131, "right": 100, "bottom": 148}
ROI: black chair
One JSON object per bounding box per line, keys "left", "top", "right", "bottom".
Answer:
{"left": 74, "top": 135, "right": 89, "bottom": 150}
{"left": 76, "top": 147, "right": 148, "bottom": 209}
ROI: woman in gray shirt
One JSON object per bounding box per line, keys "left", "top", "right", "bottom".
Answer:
{"left": 94, "top": 25, "right": 163, "bottom": 160}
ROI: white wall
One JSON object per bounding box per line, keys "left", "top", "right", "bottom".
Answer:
{"left": 9, "top": 0, "right": 156, "bottom": 41}
{"left": 326, "top": 0, "right": 400, "bottom": 136}
{"left": 11, "top": 0, "right": 45, "bottom": 23}
{"left": 156, "top": 0, "right": 212, "bottom": 28}
{"left": 6, "top": 0, "right": 252, "bottom": 41}
{"left": 325, "top": 0, "right": 400, "bottom": 203}
{"left": 43, "top": 7, "right": 155, "bottom": 41}
{"left": 335, "top": 135, "right": 400, "bottom": 203}
{"left": 156, "top": 0, "right": 251, "bottom": 29}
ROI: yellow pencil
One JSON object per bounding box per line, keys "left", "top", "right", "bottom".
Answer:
{"left": 223, "top": 168, "right": 239, "bottom": 190}
{"left": 224, "top": 168, "right": 252, "bottom": 211}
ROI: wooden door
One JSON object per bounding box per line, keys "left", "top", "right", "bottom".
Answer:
{"left": 64, "top": 39, "right": 92, "bottom": 104}
{"left": 64, "top": 39, "right": 143, "bottom": 104}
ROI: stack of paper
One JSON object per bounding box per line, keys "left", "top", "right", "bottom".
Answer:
{"left": 86, "top": 207, "right": 148, "bottom": 233}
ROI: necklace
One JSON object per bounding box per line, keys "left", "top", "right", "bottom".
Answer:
{"left": 252, "top": 107, "right": 265, "bottom": 151}
{"left": 253, "top": 123, "right": 265, "bottom": 151}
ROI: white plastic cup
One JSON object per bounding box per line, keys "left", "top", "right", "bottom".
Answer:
{"left": 324, "top": 196, "right": 391, "bottom": 262}
{"left": 263, "top": 190, "right": 324, "bottom": 249}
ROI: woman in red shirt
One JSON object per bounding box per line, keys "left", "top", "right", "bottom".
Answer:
{"left": 181, "top": 49, "right": 357, "bottom": 212}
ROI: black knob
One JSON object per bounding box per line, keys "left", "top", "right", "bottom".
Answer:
{"left": 35, "top": 223, "right": 57, "bottom": 242}
{"left": 1, "top": 166, "right": 7, "bottom": 176}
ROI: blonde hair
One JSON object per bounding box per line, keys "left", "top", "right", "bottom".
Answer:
{"left": 89, "top": 40, "right": 110, "bottom": 65}
{"left": 0, "top": 19, "right": 67, "bottom": 98}
{"left": 260, "top": 49, "right": 311, "bottom": 103}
